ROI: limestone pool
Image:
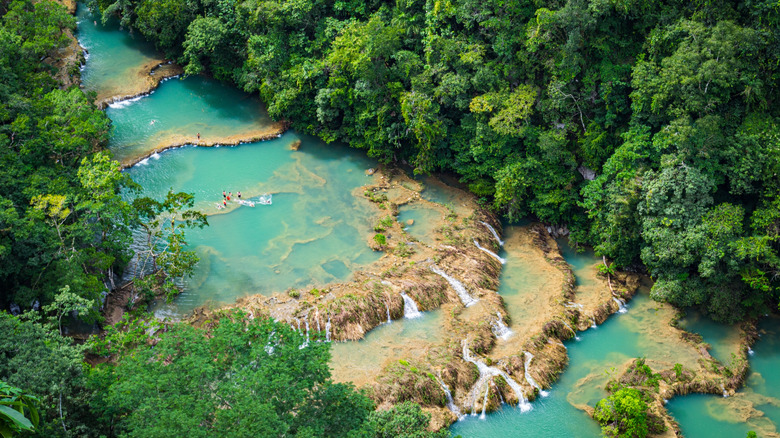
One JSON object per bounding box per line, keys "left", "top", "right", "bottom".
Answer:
{"left": 75, "top": 7, "right": 780, "bottom": 436}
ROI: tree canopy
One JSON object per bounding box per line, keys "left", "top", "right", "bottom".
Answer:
{"left": 87, "top": 0, "right": 780, "bottom": 321}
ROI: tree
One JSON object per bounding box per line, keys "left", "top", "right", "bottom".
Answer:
{"left": 0, "top": 313, "right": 97, "bottom": 437}
{"left": 91, "top": 312, "right": 375, "bottom": 437}
{"left": 593, "top": 387, "right": 649, "bottom": 438}
{"left": 131, "top": 190, "right": 208, "bottom": 301}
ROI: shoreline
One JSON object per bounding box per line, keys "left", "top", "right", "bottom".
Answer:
{"left": 64, "top": 4, "right": 766, "bottom": 433}
{"left": 118, "top": 121, "right": 290, "bottom": 169}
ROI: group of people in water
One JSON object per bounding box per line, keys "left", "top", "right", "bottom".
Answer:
{"left": 216, "top": 190, "right": 242, "bottom": 210}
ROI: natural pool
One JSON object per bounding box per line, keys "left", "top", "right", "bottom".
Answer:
{"left": 451, "top": 236, "right": 702, "bottom": 438}
{"left": 75, "top": 10, "right": 780, "bottom": 436}
{"left": 667, "top": 317, "right": 780, "bottom": 438}
{"left": 106, "top": 75, "right": 276, "bottom": 165}
{"left": 76, "top": 4, "right": 163, "bottom": 102}
{"left": 126, "top": 133, "right": 382, "bottom": 315}
{"left": 331, "top": 309, "right": 446, "bottom": 387}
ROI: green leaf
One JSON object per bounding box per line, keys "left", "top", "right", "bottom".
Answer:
{"left": 0, "top": 405, "right": 34, "bottom": 431}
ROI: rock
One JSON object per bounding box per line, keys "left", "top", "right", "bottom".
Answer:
{"left": 577, "top": 165, "right": 597, "bottom": 181}
{"left": 366, "top": 168, "right": 376, "bottom": 175}
{"left": 9, "top": 303, "right": 20, "bottom": 316}
{"left": 406, "top": 219, "right": 414, "bottom": 226}
{"left": 289, "top": 139, "right": 302, "bottom": 151}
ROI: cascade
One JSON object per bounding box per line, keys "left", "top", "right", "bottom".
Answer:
{"left": 316, "top": 309, "right": 321, "bottom": 334}
{"left": 430, "top": 266, "right": 478, "bottom": 307}
{"left": 325, "top": 314, "right": 332, "bottom": 342}
{"left": 748, "top": 347, "right": 754, "bottom": 355}
{"left": 560, "top": 319, "right": 580, "bottom": 340}
{"left": 523, "top": 352, "right": 549, "bottom": 397}
{"left": 613, "top": 297, "right": 628, "bottom": 313}
{"left": 401, "top": 293, "right": 422, "bottom": 319}
{"left": 491, "top": 312, "right": 513, "bottom": 340}
{"left": 480, "top": 221, "right": 504, "bottom": 246}
{"left": 435, "top": 376, "right": 462, "bottom": 418}
{"left": 299, "top": 316, "right": 311, "bottom": 349}
{"left": 480, "top": 386, "right": 490, "bottom": 419}
{"left": 385, "top": 301, "right": 392, "bottom": 324}
{"left": 591, "top": 318, "right": 598, "bottom": 329}
{"left": 473, "top": 239, "right": 506, "bottom": 264}
{"left": 462, "top": 341, "right": 531, "bottom": 413}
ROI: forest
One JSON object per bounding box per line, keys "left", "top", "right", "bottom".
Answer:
{"left": 84, "top": 0, "right": 780, "bottom": 322}
{"left": 0, "top": 0, "right": 779, "bottom": 435}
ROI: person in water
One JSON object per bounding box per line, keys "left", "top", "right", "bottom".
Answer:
{"left": 238, "top": 191, "right": 241, "bottom": 199}
{"left": 223, "top": 190, "right": 226, "bottom": 198}
{"left": 197, "top": 132, "right": 201, "bottom": 140}
{"left": 223, "top": 199, "right": 227, "bottom": 206}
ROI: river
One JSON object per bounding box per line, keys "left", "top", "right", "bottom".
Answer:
{"left": 75, "top": 5, "right": 779, "bottom": 436}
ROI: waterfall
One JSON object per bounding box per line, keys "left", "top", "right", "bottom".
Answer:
{"left": 591, "top": 318, "right": 598, "bottom": 329}
{"left": 299, "top": 317, "right": 311, "bottom": 349}
{"left": 436, "top": 376, "right": 462, "bottom": 419}
{"left": 462, "top": 341, "right": 531, "bottom": 413}
{"left": 480, "top": 221, "right": 504, "bottom": 246}
{"left": 721, "top": 384, "right": 728, "bottom": 398}
{"left": 385, "top": 301, "right": 392, "bottom": 324}
{"left": 316, "top": 309, "right": 322, "bottom": 333}
{"left": 325, "top": 314, "right": 332, "bottom": 342}
{"left": 748, "top": 347, "right": 754, "bottom": 355}
{"left": 480, "top": 386, "right": 490, "bottom": 419}
{"left": 474, "top": 239, "right": 506, "bottom": 264}
{"left": 491, "top": 312, "right": 513, "bottom": 340}
{"left": 401, "top": 293, "right": 422, "bottom": 319}
{"left": 523, "top": 352, "right": 549, "bottom": 397}
{"left": 560, "top": 319, "right": 580, "bottom": 340}
{"left": 564, "top": 301, "right": 583, "bottom": 309}
{"left": 613, "top": 297, "right": 628, "bottom": 313}
{"left": 430, "top": 266, "right": 478, "bottom": 307}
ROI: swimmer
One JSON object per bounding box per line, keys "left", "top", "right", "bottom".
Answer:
{"left": 238, "top": 191, "right": 241, "bottom": 199}
{"left": 223, "top": 190, "right": 226, "bottom": 198}
{"left": 197, "top": 132, "right": 200, "bottom": 140}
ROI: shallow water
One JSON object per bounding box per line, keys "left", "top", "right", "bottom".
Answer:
{"left": 398, "top": 204, "right": 442, "bottom": 247}
{"left": 678, "top": 310, "right": 742, "bottom": 365}
{"left": 667, "top": 317, "right": 780, "bottom": 438}
{"left": 127, "top": 133, "right": 381, "bottom": 314}
{"left": 451, "top": 241, "right": 701, "bottom": 437}
{"left": 76, "top": 4, "right": 160, "bottom": 99}
{"left": 330, "top": 309, "right": 445, "bottom": 386}
{"left": 106, "top": 75, "right": 274, "bottom": 164}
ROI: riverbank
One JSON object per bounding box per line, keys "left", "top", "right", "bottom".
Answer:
{"left": 65, "top": 3, "right": 769, "bottom": 434}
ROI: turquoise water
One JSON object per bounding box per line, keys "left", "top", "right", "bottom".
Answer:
{"left": 667, "top": 317, "right": 780, "bottom": 437}
{"left": 106, "top": 75, "right": 273, "bottom": 165}
{"left": 76, "top": 4, "right": 160, "bottom": 98}
{"left": 126, "top": 132, "right": 381, "bottom": 314}
{"left": 331, "top": 309, "right": 445, "bottom": 385}
{"left": 398, "top": 204, "right": 442, "bottom": 246}
{"left": 678, "top": 310, "right": 742, "bottom": 365}
{"left": 451, "top": 238, "right": 702, "bottom": 437}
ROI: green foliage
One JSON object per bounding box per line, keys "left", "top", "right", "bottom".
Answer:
{"left": 87, "top": 0, "right": 780, "bottom": 321}
{"left": 0, "top": 313, "right": 96, "bottom": 437}
{"left": 373, "top": 233, "right": 387, "bottom": 247}
{"left": 0, "top": 0, "right": 133, "bottom": 315}
{"left": 131, "top": 190, "right": 208, "bottom": 302}
{"left": 362, "top": 401, "right": 449, "bottom": 438}
{"left": 0, "top": 381, "right": 40, "bottom": 437}
{"left": 593, "top": 387, "right": 649, "bottom": 438}
{"left": 91, "top": 313, "right": 378, "bottom": 437}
